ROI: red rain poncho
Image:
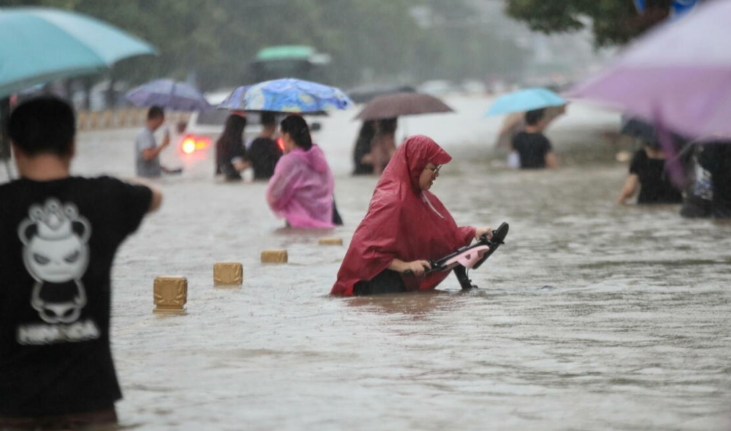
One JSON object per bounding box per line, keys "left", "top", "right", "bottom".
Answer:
{"left": 331, "top": 135, "right": 476, "bottom": 296}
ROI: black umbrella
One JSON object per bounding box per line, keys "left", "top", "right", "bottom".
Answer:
{"left": 354, "top": 92, "right": 454, "bottom": 121}
{"left": 347, "top": 83, "right": 416, "bottom": 104}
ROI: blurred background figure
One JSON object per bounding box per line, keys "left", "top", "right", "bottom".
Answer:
{"left": 266, "top": 115, "right": 337, "bottom": 228}
{"left": 215, "top": 113, "right": 247, "bottom": 181}
{"left": 245, "top": 111, "right": 281, "bottom": 181}
{"left": 352, "top": 120, "right": 376, "bottom": 176}
{"left": 680, "top": 141, "right": 731, "bottom": 218}
{"left": 370, "top": 117, "right": 398, "bottom": 175}
{"left": 680, "top": 142, "right": 714, "bottom": 218}
{"left": 510, "top": 108, "right": 558, "bottom": 169}
{"left": 616, "top": 138, "right": 682, "bottom": 205}
{"left": 495, "top": 104, "right": 566, "bottom": 151}
{"left": 699, "top": 142, "right": 731, "bottom": 218}
{"left": 135, "top": 106, "right": 172, "bottom": 178}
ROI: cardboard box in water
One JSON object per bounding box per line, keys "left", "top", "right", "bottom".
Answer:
{"left": 214, "top": 262, "right": 243, "bottom": 286}
{"left": 153, "top": 276, "right": 187, "bottom": 313}
{"left": 261, "top": 250, "right": 288, "bottom": 263}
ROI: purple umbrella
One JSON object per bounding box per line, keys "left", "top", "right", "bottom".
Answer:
{"left": 569, "top": 0, "right": 731, "bottom": 140}
{"left": 126, "top": 78, "right": 211, "bottom": 111}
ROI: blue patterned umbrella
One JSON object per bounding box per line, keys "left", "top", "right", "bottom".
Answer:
{"left": 217, "top": 85, "right": 250, "bottom": 110}
{"left": 126, "top": 79, "right": 211, "bottom": 111}
{"left": 240, "top": 78, "right": 352, "bottom": 113}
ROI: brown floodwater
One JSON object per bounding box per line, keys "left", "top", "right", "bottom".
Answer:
{"left": 4, "top": 97, "right": 730, "bottom": 431}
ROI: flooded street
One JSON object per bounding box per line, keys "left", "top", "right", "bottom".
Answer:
{"left": 8, "top": 96, "right": 731, "bottom": 430}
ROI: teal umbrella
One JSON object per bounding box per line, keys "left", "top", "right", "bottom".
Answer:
{"left": 0, "top": 7, "right": 156, "bottom": 98}
{"left": 484, "top": 88, "right": 566, "bottom": 116}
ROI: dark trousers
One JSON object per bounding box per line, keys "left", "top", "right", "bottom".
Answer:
{"left": 0, "top": 407, "right": 117, "bottom": 431}
{"left": 354, "top": 270, "right": 406, "bottom": 295}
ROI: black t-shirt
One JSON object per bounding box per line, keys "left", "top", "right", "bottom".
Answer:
{"left": 629, "top": 149, "right": 682, "bottom": 204}
{"left": 246, "top": 137, "right": 282, "bottom": 180}
{"left": 698, "top": 142, "right": 731, "bottom": 217}
{"left": 0, "top": 176, "right": 152, "bottom": 417}
{"left": 512, "top": 132, "right": 552, "bottom": 169}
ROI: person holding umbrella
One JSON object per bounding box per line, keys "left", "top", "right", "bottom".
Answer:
{"left": 511, "top": 108, "right": 558, "bottom": 170}
{"left": 352, "top": 120, "right": 377, "bottom": 175}
{"left": 354, "top": 92, "right": 454, "bottom": 175}
{"left": 370, "top": 117, "right": 398, "bottom": 175}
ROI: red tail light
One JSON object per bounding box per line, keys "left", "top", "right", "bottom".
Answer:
{"left": 181, "top": 135, "right": 211, "bottom": 154}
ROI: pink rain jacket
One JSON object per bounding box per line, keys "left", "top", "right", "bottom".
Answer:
{"left": 266, "top": 144, "right": 335, "bottom": 228}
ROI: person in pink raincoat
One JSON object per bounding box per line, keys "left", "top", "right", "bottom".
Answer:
{"left": 266, "top": 115, "right": 336, "bottom": 228}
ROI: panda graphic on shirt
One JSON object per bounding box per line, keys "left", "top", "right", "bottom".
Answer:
{"left": 16, "top": 198, "right": 100, "bottom": 344}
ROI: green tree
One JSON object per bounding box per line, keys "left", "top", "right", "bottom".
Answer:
{"left": 0, "top": 0, "right": 529, "bottom": 90}
{"left": 504, "top": 0, "right": 674, "bottom": 47}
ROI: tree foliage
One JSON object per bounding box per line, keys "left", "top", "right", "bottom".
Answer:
{"left": 504, "top": 0, "right": 674, "bottom": 47}
{"left": 0, "top": 0, "right": 528, "bottom": 90}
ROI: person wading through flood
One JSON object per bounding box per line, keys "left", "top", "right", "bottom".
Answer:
{"left": 331, "top": 135, "right": 495, "bottom": 296}
{"left": 245, "top": 111, "right": 282, "bottom": 181}
{"left": 215, "top": 113, "right": 247, "bottom": 181}
{"left": 616, "top": 138, "right": 683, "bottom": 205}
{"left": 511, "top": 108, "right": 558, "bottom": 170}
{"left": 0, "top": 96, "right": 162, "bottom": 429}
{"left": 266, "top": 115, "right": 338, "bottom": 228}
{"left": 370, "top": 117, "right": 398, "bottom": 175}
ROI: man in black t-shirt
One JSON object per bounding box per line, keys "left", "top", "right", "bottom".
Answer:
{"left": 0, "top": 97, "right": 163, "bottom": 429}
{"left": 511, "top": 108, "right": 558, "bottom": 169}
{"left": 245, "top": 112, "right": 282, "bottom": 180}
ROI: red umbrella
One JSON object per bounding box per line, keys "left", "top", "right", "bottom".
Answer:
{"left": 354, "top": 92, "right": 454, "bottom": 121}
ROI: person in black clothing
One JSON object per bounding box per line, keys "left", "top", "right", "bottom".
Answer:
{"left": 616, "top": 140, "right": 682, "bottom": 205}
{"left": 215, "top": 113, "right": 247, "bottom": 181}
{"left": 697, "top": 141, "right": 731, "bottom": 218}
{"left": 680, "top": 142, "right": 714, "bottom": 218}
{"left": 352, "top": 120, "right": 376, "bottom": 175}
{"left": 0, "top": 97, "right": 162, "bottom": 429}
{"left": 245, "top": 111, "right": 282, "bottom": 180}
{"left": 511, "top": 108, "right": 557, "bottom": 169}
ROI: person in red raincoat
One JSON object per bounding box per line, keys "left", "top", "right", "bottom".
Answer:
{"left": 331, "top": 135, "right": 494, "bottom": 296}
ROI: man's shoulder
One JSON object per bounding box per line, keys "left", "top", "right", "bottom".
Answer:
{"left": 0, "top": 176, "right": 132, "bottom": 204}
{"left": 135, "top": 127, "right": 154, "bottom": 142}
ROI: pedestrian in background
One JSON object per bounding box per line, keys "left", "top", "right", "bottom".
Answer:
{"left": 616, "top": 139, "right": 682, "bottom": 205}
{"left": 511, "top": 108, "right": 558, "bottom": 170}
{"left": 245, "top": 111, "right": 281, "bottom": 181}
{"left": 266, "top": 115, "right": 336, "bottom": 228}
{"left": 134, "top": 106, "right": 173, "bottom": 178}
{"left": 370, "top": 117, "right": 398, "bottom": 175}
{"left": 215, "top": 113, "right": 247, "bottom": 181}
{"left": 352, "top": 120, "right": 376, "bottom": 175}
